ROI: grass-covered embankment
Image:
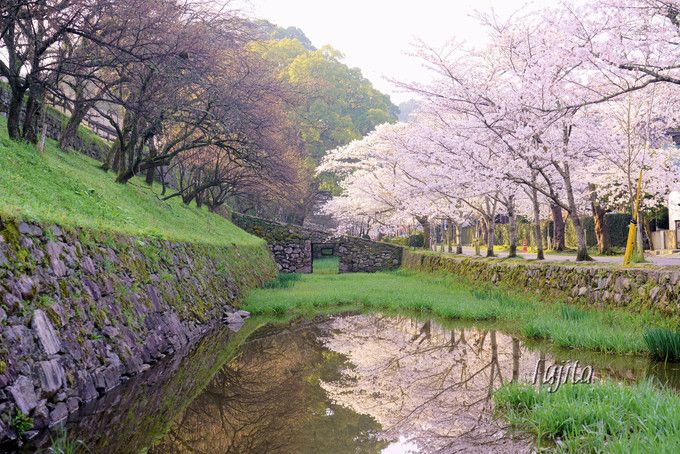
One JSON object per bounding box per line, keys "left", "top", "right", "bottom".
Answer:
{"left": 244, "top": 269, "right": 675, "bottom": 355}
{"left": 0, "top": 117, "right": 259, "bottom": 247}
{"left": 494, "top": 381, "right": 680, "bottom": 453}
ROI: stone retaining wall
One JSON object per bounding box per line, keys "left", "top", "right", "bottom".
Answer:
{"left": 0, "top": 216, "right": 276, "bottom": 443}
{"left": 402, "top": 251, "right": 680, "bottom": 317}
{"left": 232, "top": 213, "right": 403, "bottom": 273}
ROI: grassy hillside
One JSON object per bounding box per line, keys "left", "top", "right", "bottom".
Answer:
{"left": 0, "top": 117, "right": 260, "bottom": 246}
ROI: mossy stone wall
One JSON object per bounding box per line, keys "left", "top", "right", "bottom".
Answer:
{"left": 402, "top": 250, "right": 680, "bottom": 318}
{"left": 0, "top": 216, "right": 276, "bottom": 442}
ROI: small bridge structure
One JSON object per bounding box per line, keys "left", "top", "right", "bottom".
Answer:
{"left": 232, "top": 213, "right": 402, "bottom": 273}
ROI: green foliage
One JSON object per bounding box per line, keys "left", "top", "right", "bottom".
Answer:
{"left": 384, "top": 233, "right": 423, "bottom": 248}
{"left": 0, "top": 117, "right": 261, "bottom": 247}
{"left": 406, "top": 233, "right": 425, "bottom": 248}
{"left": 11, "top": 410, "right": 33, "bottom": 438}
{"left": 644, "top": 328, "right": 680, "bottom": 362}
{"left": 243, "top": 269, "right": 672, "bottom": 354}
{"left": 494, "top": 380, "right": 680, "bottom": 453}
{"left": 249, "top": 39, "right": 398, "bottom": 163}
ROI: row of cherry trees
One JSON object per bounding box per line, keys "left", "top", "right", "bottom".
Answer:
{"left": 320, "top": 0, "right": 680, "bottom": 261}
{"left": 1, "top": 0, "right": 304, "bottom": 213}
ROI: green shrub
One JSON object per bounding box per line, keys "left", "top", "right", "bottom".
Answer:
{"left": 11, "top": 410, "right": 33, "bottom": 438}
{"left": 644, "top": 328, "right": 680, "bottom": 362}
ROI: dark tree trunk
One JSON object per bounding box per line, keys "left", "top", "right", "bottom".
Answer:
{"left": 145, "top": 141, "right": 158, "bottom": 186}
{"left": 447, "top": 219, "right": 454, "bottom": 253}
{"left": 507, "top": 195, "right": 517, "bottom": 258}
{"left": 416, "top": 215, "right": 431, "bottom": 249}
{"left": 7, "top": 88, "right": 24, "bottom": 140}
{"left": 531, "top": 186, "right": 545, "bottom": 260}
{"left": 551, "top": 203, "right": 565, "bottom": 251}
{"left": 22, "top": 85, "right": 42, "bottom": 144}
{"left": 59, "top": 103, "right": 90, "bottom": 150}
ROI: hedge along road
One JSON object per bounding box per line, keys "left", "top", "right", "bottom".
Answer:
{"left": 437, "top": 246, "right": 680, "bottom": 266}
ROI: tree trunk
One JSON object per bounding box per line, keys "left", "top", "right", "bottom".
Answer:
{"left": 572, "top": 215, "right": 591, "bottom": 261}
{"left": 637, "top": 211, "right": 645, "bottom": 257}
{"left": 144, "top": 140, "right": 158, "bottom": 186}
{"left": 507, "top": 195, "right": 517, "bottom": 258}
{"left": 562, "top": 164, "right": 591, "bottom": 261}
{"left": 531, "top": 186, "right": 545, "bottom": 260}
{"left": 22, "top": 85, "right": 42, "bottom": 144}
{"left": 7, "top": 88, "right": 24, "bottom": 140}
{"left": 59, "top": 103, "right": 90, "bottom": 150}
{"left": 446, "top": 219, "right": 453, "bottom": 253}
{"left": 486, "top": 215, "right": 496, "bottom": 257}
{"left": 550, "top": 203, "right": 565, "bottom": 251}
{"left": 481, "top": 218, "right": 489, "bottom": 245}
{"left": 456, "top": 224, "right": 463, "bottom": 254}
{"left": 416, "top": 216, "right": 431, "bottom": 250}
{"left": 589, "top": 184, "right": 610, "bottom": 255}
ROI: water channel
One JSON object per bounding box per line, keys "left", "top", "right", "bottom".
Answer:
{"left": 24, "top": 313, "right": 680, "bottom": 453}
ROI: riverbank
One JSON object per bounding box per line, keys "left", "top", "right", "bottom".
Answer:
{"left": 0, "top": 123, "right": 278, "bottom": 444}
{"left": 244, "top": 263, "right": 680, "bottom": 452}
{"left": 403, "top": 250, "right": 680, "bottom": 318}
{"left": 243, "top": 266, "right": 675, "bottom": 355}
{"left": 494, "top": 380, "right": 680, "bottom": 452}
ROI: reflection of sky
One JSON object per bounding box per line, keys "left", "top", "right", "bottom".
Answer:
{"left": 382, "top": 436, "right": 420, "bottom": 454}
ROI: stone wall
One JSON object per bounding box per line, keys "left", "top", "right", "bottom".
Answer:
{"left": 337, "top": 238, "right": 403, "bottom": 273}
{"left": 232, "top": 213, "right": 403, "bottom": 273}
{"left": 0, "top": 216, "right": 276, "bottom": 443}
{"left": 402, "top": 250, "right": 680, "bottom": 317}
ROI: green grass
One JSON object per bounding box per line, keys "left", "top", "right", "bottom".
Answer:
{"left": 244, "top": 269, "right": 674, "bottom": 355}
{"left": 644, "top": 328, "right": 680, "bottom": 362}
{"left": 0, "top": 117, "right": 260, "bottom": 246}
{"left": 313, "top": 256, "right": 339, "bottom": 274}
{"left": 494, "top": 380, "right": 680, "bottom": 453}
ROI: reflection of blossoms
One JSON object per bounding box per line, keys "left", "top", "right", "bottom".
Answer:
{"left": 319, "top": 315, "right": 536, "bottom": 453}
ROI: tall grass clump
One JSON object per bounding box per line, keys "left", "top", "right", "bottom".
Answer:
{"left": 263, "top": 273, "right": 301, "bottom": 289}
{"left": 49, "top": 428, "right": 85, "bottom": 454}
{"left": 494, "top": 380, "right": 680, "bottom": 453}
{"left": 644, "top": 328, "right": 680, "bottom": 362}
{"left": 559, "top": 304, "right": 588, "bottom": 321}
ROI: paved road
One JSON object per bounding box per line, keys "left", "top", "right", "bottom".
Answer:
{"left": 430, "top": 246, "right": 680, "bottom": 267}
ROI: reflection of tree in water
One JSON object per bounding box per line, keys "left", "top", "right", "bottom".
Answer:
{"left": 320, "top": 315, "right": 535, "bottom": 453}
{"left": 152, "top": 324, "right": 387, "bottom": 454}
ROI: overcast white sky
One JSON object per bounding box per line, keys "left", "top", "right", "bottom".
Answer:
{"left": 232, "top": 0, "right": 558, "bottom": 104}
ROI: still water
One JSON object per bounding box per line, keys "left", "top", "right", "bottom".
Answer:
{"left": 30, "top": 314, "right": 680, "bottom": 453}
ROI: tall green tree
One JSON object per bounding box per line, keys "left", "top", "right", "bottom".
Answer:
{"left": 251, "top": 38, "right": 398, "bottom": 162}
